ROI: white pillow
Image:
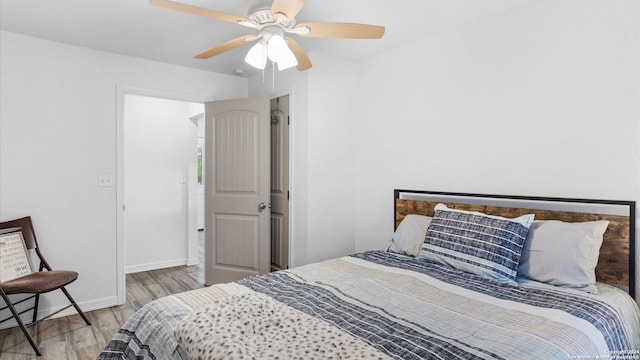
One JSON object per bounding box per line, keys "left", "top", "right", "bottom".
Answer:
{"left": 517, "top": 220, "right": 609, "bottom": 293}
{"left": 389, "top": 215, "right": 432, "bottom": 257}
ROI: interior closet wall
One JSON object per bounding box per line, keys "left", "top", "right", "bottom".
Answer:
{"left": 270, "top": 95, "right": 290, "bottom": 271}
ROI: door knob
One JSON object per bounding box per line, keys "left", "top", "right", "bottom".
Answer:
{"left": 258, "top": 202, "right": 270, "bottom": 211}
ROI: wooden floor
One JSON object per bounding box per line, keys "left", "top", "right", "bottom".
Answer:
{"left": 0, "top": 264, "right": 204, "bottom": 359}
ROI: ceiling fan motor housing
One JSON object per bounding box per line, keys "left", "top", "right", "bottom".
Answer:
{"left": 248, "top": 8, "right": 296, "bottom": 28}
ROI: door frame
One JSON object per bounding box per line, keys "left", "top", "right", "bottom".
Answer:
{"left": 115, "top": 85, "right": 209, "bottom": 304}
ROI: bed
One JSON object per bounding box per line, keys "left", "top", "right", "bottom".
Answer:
{"left": 99, "top": 190, "right": 640, "bottom": 359}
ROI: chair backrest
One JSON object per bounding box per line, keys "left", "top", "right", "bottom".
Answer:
{"left": 0, "top": 216, "right": 38, "bottom": 250}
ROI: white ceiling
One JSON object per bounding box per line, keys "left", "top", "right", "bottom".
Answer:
{"left": 0, "top": 0, "right": 531, "bottom": 77}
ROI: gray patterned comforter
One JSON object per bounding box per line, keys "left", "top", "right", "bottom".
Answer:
{"left": 98, "top": 251, "right": 640, "bottom": 360}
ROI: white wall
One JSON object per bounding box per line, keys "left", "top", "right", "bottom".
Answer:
{"left": 306, "top": 54, "right": 358, "bottom": 263}
{"left": 352, "top": 0, "right": 639, "bottom": 292}
{"left": 354, "top": 0, "right": 639, "bottom": 241}
{"left": 0, "top": 30, "right": 247, "bottom": 321}
{"left": 124, "top": 95, "right": 203, "bottom": 273}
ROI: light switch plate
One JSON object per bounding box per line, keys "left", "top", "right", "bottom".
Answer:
{"left": 98, "top": 174, "right": 114, "bottom": 187}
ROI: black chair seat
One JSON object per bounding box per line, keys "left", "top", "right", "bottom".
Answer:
{"left": 2, "top": 270, "right": 78, "bottom": 295}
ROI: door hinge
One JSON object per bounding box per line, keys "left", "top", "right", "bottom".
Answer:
{"left": 287, "top": 191, "right": 290, "bottom": 200}
{"left": 287, "top": 116, "right": 290, "bottom": 125}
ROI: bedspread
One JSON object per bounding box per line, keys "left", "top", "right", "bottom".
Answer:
{"left": 99, "top": 251, "right": 640, "bottom": 360}
{"left": 174, "top": 292, "right": 387, "bottom": 359}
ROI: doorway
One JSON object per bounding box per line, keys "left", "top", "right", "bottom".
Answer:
{"left": 270, "top": 95, "right": 290, "bottom": 271}
{"left": 202, "top": 95, "right": 292, "bottom": 285}
{"left": 119, "top": 91, "right": 204, "bottom": 302}
{"left": 117, "top": 89, "right": 292, "bottom": 302}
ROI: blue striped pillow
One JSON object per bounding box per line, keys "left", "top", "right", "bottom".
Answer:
{"left": 419, "top": 204, "right": 534, "bottom": 285}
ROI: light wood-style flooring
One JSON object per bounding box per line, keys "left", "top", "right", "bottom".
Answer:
{"left": 0, "top": 264, "right": 203, "bottom": 359}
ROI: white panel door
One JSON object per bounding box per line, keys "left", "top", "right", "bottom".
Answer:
{"left": 205, "top": 98, "right": 270, "bottom": 285}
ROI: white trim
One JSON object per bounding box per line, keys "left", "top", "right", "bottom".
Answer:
{"left": 186, "top": 256, "right": 200, "bottom": 266}
{"left": 125, "top": 258, "right": 189, "bottom": 274}
{"left": 187, "top": 112, "right": 204, "bottom": 270}
{"left": 287, "top": 89, "right": 295, "bottom": 270}
{"left": 0, "top": 296, "right": 118, "bottom": 330}
{"left": 115, "top": 85, "right": 210, "bottom": 305}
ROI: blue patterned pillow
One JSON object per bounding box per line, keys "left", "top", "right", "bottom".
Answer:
{"left": 419, "top": 204, "right": 534, "bottom": 285}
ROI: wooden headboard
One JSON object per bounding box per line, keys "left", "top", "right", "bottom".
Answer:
{"left": 394, "top": 189, "right": 636, "bottom": 299}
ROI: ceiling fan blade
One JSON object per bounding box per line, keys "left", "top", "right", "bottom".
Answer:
{"left": 195, "top": 36, "right": 256, "bottom": 59}
{"left": 285, "top": 37, "right": 312, "bottom": 71}
{"left": 296, "top": 22, "right": 385, "bottom": 39}
{"left": 271, "top": 0, "right": 306, "bottom": 23}
{"left": 150, "top": 0, "right": 250, "bottom": 25}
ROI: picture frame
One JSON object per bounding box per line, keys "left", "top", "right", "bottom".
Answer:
{"left": 0, "top": 227, "right": 33, "bottom": 283}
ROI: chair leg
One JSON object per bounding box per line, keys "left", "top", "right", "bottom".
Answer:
{"left": 60, "top": 287, "right": 91, "bottom": 326}
{"left": 0, "top": 291, "right": 42, "bottom": 356}
{"left": 32, "top": 293, "right": 40, "bottom": 324}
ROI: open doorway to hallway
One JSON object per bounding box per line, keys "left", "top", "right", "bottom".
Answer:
{"left": 118, "top": 91, "right": 292, "bottom": 298}
{"left": 123, "top": 94, "right": 204, "bottom": 284}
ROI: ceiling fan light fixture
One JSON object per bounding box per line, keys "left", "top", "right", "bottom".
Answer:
{"left": 267, "top": 34, "right": 288, "bottom": 62}
{"left": 245, "top": 42, "right": 268, "bottom": 69}
{"left": 276, "top": 48, "right": 298, "bottom": 70}
{"left": 266, "top": 34, "right": 298, "bottom": 70}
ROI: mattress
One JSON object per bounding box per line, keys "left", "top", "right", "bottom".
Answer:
{"left": 98, "top": 251, "right": 640, "bottom": 360}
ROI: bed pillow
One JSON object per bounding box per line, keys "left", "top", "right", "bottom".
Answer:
{"left": 419, "top": 204, "right": 534, "bottom": 285}
{"left": 517, "top": 220, "right": 609, "bottom": 293}
{"left": 389, "top": 215, "right": 432, "bottom": 257}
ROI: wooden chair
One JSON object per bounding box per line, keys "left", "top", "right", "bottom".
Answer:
{"left": 0, "top": 216, "right": 91, "bottom": 356}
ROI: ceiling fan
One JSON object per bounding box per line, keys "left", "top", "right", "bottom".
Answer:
{"left": 149, "top": 0, "right": 385, "bottom": 71}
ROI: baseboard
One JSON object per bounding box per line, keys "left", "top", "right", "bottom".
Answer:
{"left": 0, "top": 295, "right": 118, "bottom": 330}
{"left": 125, "top": 258, "right": 188, "bottom": 274}
{"left": 186, "top": 256, "right": 200, "bottom": 266}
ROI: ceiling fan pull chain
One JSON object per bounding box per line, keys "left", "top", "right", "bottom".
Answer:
{"left": 272, "top": 62, "right": 276, "bottom": 90}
